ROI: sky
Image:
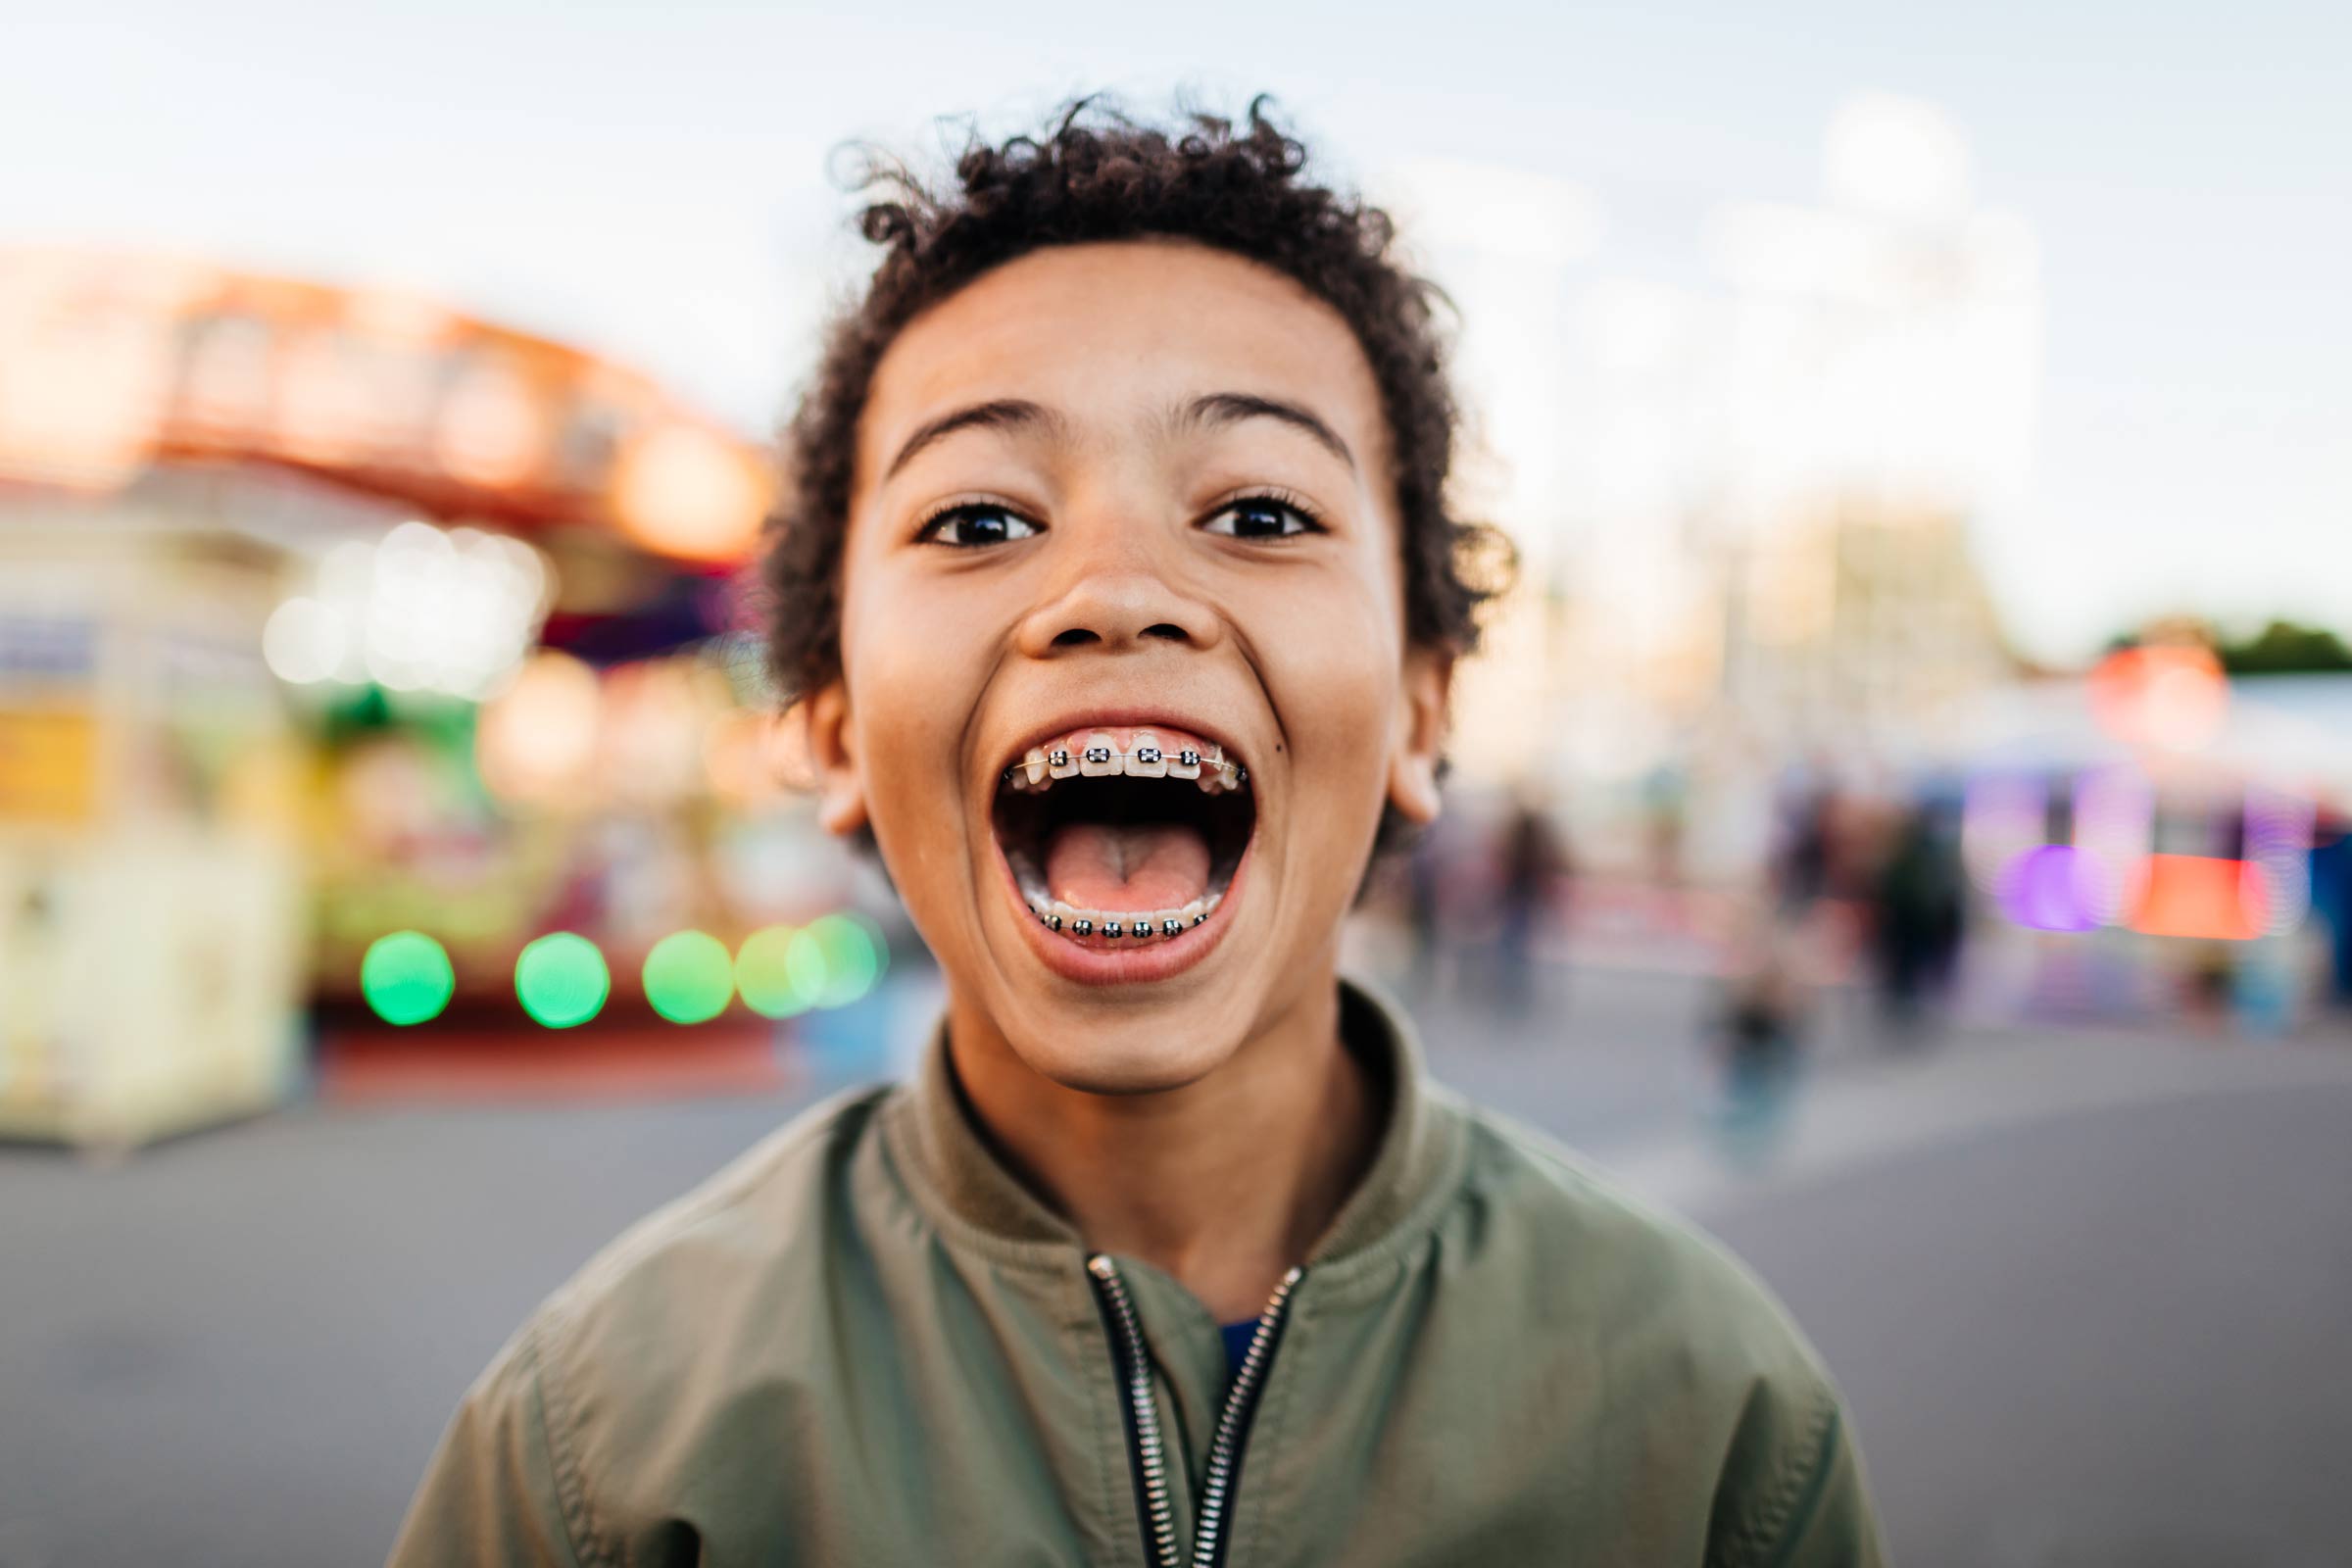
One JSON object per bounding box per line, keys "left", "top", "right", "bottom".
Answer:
{"left": 5, "top": 0, "right": 2346, "bottom": 665}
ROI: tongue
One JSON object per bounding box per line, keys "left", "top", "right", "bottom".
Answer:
{"left": 1044, "top": 820, "right": 1211, "bottom": 912}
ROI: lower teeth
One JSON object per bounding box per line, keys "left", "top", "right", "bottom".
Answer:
{"left": 1029, "top": 892, "right": 1219, "bottom": 940}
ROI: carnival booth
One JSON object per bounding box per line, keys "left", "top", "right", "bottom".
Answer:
{"left": 1949, "top": 645, "right": 2352, "bottom": 1028}
{"left": 0, "top": 248, "right": 779, "bottom": 1148}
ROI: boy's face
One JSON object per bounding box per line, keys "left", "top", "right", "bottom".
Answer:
{"left": 810, "top": 240, "right": 1448, "bottom": 1092}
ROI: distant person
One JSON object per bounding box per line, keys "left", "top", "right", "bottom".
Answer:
{"left": 1869, "top": 802, "right": 1966, "bottom": 1036}
{"left": 392, "top": 100, "right": 1881, "bottom": 1567}
{"left": 1403, "top": 815, "right": 1449, "bottom": 997}
{"left": 1494, "top": 788, "right": 1569, "bottom": 1013}
{"left": 1714, "top": 919, "right": 1811, "bottom": 1163}
{"left": 2311, "top": 808, "right": 2352, "bottom": 1010}
{"left": 1773, "top": 777, "right": 1837, "bottom": 913}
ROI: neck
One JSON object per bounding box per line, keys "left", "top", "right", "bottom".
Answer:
{"left": 950, "top": 977, "right": 1383, "bottom": 1323}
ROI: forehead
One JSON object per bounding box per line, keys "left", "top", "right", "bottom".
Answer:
{"left": 860, "top": 241, "right": 1387, "bottom": 471}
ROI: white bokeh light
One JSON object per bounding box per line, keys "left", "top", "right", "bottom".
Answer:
{"left": 260, "top": 595, "right": 347, "bottom": 685}
{"left": 263, "top": 520, "right": 553, "bottom": 698}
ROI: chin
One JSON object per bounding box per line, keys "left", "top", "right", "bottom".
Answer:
{"left": 1005, "top": 1025, "right": 1242, "bottom": 1096}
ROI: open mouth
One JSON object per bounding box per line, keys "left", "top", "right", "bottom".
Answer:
{"left": 992, "top": 726, "right": 1254, "bottom": 948}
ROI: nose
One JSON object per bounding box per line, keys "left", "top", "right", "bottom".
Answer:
{"left": 1012, "top": 514, "right": 1223, "bottom": 659}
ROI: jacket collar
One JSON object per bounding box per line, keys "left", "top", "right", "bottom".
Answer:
{"left": 885, "top": 976, "right": 1463, "bottom": 1267}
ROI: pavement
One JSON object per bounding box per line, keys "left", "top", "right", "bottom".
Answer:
{"left": 1575, "top": 989, "right": 2352, "bottom": 1568}
{"left": 4, "top": 964, "right": 2350, "bottom": 1566}
{"left": 1697, "top": 1075, "right": 2352, "bottom": 1568}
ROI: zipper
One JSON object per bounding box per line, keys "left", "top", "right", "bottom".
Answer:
{"left": 1088, "top": 1253, "right": 1304, "bottom": 1568}
{"left": 1191, "top": 1264, "right": 1301, "bottom": 1567}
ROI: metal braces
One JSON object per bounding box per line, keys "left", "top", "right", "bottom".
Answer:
{"left": 1001, "top": 753, "right": 1247, "bottom": 786}
{"left": 1033, "top": 905, "right": 1210, "bottom": 936}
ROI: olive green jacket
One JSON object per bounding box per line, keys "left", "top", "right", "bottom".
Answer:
{"left": 392, "top": 981, "right": 1883, "bottom": 1566}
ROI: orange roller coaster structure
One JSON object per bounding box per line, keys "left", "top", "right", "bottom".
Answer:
{"left": 0, "top": 247, "right": 771, "bottom": 565}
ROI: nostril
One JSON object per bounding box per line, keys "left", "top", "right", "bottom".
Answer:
{"left": 1141, "top": 623, "right": 1187, "bottom": 643}
{"left": 1052, "top": 628, "right": 1101, "bottom": 648}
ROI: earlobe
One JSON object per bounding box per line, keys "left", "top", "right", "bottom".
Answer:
{"left": 1386, "top": 648, "right": 1453, "bottom": 826}
{"left": 800, "top": 682, "right": 870, "bottom": 836}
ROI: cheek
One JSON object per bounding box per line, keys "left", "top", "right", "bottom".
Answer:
{"left": 838, "top": 562, "right": 984, "bottom": 837}
{"left": 1255, "top": 577, "right": 1404, "bottom": 848}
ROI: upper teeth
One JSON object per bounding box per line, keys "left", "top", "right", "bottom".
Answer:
{"left": 1004, "top": 736, "right": 1244, "bottom": 793}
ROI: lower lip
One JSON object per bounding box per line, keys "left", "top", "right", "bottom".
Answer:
{"left": 995, "top": 836, "right": 1253, "bottom": 986}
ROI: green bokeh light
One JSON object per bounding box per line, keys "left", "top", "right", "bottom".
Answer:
{"left": 804, "top": 912, "right": 884, "bottom": 1007}
{"left": 846, "top": 913, "right": 889, "bottom": 991}
{"left": 784, "top": 924, "right": 833, "bottom": 1005}
{"left": 735, "top": 924, "right": 808, "bottom": 1019}
{"left": 361, "top": 931, "right": 455, "bottom": 1026}
{"left": 642, "top": 930, "right": 734, "bottom": 1025}
{"left": 515, "top": 932, "right": 610, "bottom": 1029}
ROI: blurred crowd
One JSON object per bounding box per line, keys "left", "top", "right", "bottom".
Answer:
{"left": 1363, "top": 758, "right": 2352, "bottom": 1150}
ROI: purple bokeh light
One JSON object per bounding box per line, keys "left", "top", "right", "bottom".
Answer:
{"left": 1998, "top": 844, "right": 2101, "bottom": 932}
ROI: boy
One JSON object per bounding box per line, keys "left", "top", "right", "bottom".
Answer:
{"left": 393, "top": 101, "right": 1884, "bottom": 1566}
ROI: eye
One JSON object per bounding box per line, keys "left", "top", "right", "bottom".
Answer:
{"left": 918, "top": 503, "right": 1040, "bottom": 548}
{"left": 1202, "top": 495, "right": 1320, "bottom": 540}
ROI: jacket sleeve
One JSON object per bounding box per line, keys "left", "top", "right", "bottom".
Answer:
{"left": 388, "top": 1323, "right": 596, "bottom": 1568}
{"left": 1706, "top": 1370, "right": 1886, "bottom": 1568}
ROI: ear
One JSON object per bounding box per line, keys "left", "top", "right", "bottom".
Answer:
{"left": 1386, "top": 645, "right": 1453, "bottom": 826}
{"left": 800, "top": 679, "right": 870, "bottom": 836}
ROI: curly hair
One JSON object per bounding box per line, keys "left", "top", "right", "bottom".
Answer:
{"left": 762, "top": 96, "right": 1509, "bottom": 716}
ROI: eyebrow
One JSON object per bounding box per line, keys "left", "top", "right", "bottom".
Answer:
{"left": 1179, "top": 391, "right": 1356, "bottom": 471}
{"left": 884, "top": 399, "right": 1062, "bottom": 479}
{"left": 881, "top": 390, "right": 1356, "bottom": 480}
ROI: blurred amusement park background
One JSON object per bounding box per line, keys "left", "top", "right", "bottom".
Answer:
{"left": 4, "top": 4, "right": 2351, "bottom": 1565}
{"left": 0, "top": 250, "right": 898, "bottom": 1143}
{"left": 4, "top": 90, "right": 2348, "bottom": 1151}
